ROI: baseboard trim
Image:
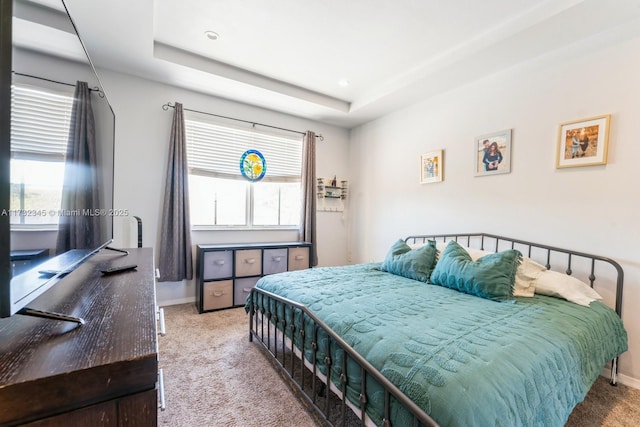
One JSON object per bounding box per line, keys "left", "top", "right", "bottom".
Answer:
{"left": 617, "top": 373, "right": 640, "bottom": 390}
{"left": 158, "top": 296, "right": 195, "bottom": 307}
{"left": 600, "top": 368, "right": 640, "bottom": 390}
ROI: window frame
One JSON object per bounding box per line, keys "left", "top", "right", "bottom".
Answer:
{"left": 185, "top": 117, "right": 303, "bottom": 231}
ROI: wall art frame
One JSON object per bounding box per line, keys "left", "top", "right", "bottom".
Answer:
{"left": 420, "top": 150, "right": 443, "bottom": 184}
{"left": 474, "top": 129, "right": 512, "bottom": 176}
{"left": 556, "top": 114, "right": 610, "bottom": 169}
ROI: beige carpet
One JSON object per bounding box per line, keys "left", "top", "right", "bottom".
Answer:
{"left": 158, "top": 304, "right": 640, "bottom": 427}
{"left": 157, "top": 304, "right": 316, "bottom": 427}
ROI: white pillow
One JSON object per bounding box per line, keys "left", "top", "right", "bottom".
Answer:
{"left": 514, "top": 257, "right": 547, "bottom": 297}
{"left": 533, "top": 269, "right": 603, "bottom": 306}
{"left": 435, "top": 241, "right": 545, "bottom": 297}
{"left": 435, "top": 241, "right": 487, "bottom": 260}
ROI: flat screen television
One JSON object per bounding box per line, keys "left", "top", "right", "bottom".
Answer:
{"left": 0, "top": 0, "right": 115, "bottom": 323}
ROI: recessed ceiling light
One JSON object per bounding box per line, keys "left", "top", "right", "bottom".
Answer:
{"left": 338, "top": 79, "right": 350, "bottom": 87}
{"left": 204, "top": 31, "right": 220, "bottom": 41}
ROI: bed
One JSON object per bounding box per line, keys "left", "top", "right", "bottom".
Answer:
{"left": 245, "top": 233, "right": 628, "bottom": 427}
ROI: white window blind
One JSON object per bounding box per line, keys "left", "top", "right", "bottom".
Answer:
{"left": 185, "top": 119, "right": 302, "bottom": 182}
{"left": 10, "top": 84, "right": 74, "bottom": 161}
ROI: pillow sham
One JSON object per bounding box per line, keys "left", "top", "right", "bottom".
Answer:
{"left": 533, "top": 269, "right": 603, "bottom": 306}
{"left": 435, "top": 241, "right": 545, "bottom": 297}
{"left": 430, "top": 240, "right": 521, "bottom": 302}
{"left": 381, "top": 239, "right": 438, "bottom": 283}
{"left": 435, "top": 241, "right": 487, "bottom": 260}
{"left": 513, "top": 257, "right": 547, "bottom": 297}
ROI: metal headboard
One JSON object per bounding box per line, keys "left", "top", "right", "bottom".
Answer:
{"left": 404, "top": 233, "right": 624, "bottom": 317}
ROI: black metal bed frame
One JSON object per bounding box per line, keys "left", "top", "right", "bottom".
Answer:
{"left": 247, "top": 233, "right": 625, "bottom": 427}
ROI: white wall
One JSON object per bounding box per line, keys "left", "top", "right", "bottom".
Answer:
{"left": 97, "top": 71, "right": 350, "bottom": 305}
{"left": 349, "top": 31, "right": 640, "bottom": 383}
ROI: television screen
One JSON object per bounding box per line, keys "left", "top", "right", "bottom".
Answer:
{"left": 0, "top": 0, "right": 115, "bottom": 320}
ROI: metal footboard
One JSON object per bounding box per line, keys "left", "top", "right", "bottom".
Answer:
{"left": 248, "top": 288, "right": 439, "bottom": 427}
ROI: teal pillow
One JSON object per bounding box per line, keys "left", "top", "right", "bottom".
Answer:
{"left": 380, "top": 239, "right": 438, "bottom": 282}
{"left": 430, "top": 241, "right": 521, "bottom": 302}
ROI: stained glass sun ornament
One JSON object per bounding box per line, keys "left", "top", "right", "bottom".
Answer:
{"left": 240, "top": 149, "right": 266, "bottom": 182}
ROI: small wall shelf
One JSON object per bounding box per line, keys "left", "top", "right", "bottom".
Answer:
{"left": 317, "top": 177, "right": 347, "bottom": 212}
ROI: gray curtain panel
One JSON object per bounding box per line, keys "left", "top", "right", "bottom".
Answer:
{"left": 158, "top": 102, "right": 193, "bottom": 281}
{"left": 56, "top": 81, "right": 100, "bottom": 254}
{"left": 299, "top": 131, "right": 318, "bottom": 266}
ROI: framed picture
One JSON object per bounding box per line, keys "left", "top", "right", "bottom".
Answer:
{"left": 556, "top": 114, "right": 610, "bottom": 168}
{"left": 420, "top": 150, "right": 443, "bottom": 184}
{"left": 474, "top": 129, "right": 512, "bottom": 176}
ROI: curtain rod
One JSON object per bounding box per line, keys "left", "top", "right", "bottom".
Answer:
{"left": 12, "top": 71, "right": 104, "bottom": 97}
{"left": 162, "top": 102, "right": 324, "bottom": 141}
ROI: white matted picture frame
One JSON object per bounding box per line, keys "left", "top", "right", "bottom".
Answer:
{"left": 420, "top": 150, "right": 443, "bottom": 184}
{"left": 474, "top": 129, "right": 512, "bottom": 176}
{"left": 556, "top": 114, "right": 610, "bottom": 169}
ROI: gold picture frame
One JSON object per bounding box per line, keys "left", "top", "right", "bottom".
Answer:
{"left": 420, "top": 150, "right": 443, "bottom": 184}
{"left": 556, "top": 114, "right": 610, "bottom": 168}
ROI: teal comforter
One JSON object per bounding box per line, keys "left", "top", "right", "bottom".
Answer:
{"left": 247, "top": 263, "right": 628, "bottom": 427}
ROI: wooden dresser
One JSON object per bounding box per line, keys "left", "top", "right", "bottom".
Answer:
{"left": 0, "top": 248, "right": 159, "bottom": 426}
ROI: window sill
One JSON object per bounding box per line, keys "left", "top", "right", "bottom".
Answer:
{"left": 11, "top": 226, "right": 58, "bottom": 232}
{"left": 191, "top": 225, "right": 299, "bottom": 232}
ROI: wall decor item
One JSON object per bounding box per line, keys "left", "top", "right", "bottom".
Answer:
{"left": 556, "top": 114, "right": 610, "bottom": 168}
{"left": 474, "top": 129, "right": 512, "bottom": 177}
{"left": 420, "top": 150, "right": 443, "bottom": 184}
{"left": 317, "top": 177, "right": 348, "bottom": 212}
{"left": 240, "top": 149, "right": 266, "bottom": 182}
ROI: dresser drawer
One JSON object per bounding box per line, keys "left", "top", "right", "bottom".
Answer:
{"left": 263, "top": 248, "right": 288, "bottom": 275}
{"left": 203, "top": 250, "right": 233, "bottom": 280}
{"left": 203, "top": 280, "right": 233, "bottom": 311}
{"left": 234, "top": 277, "right": 260, "bottom": 306}
{"left": 235, "top": 249, "right": 262, "bottom": 277}
{"left": 288, "top": 247, "right": 310, "bottom": 271}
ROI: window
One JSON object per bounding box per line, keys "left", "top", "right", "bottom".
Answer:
{"left": 185, "top": 118, "right": 302, "bottom": 228}
{"left": 10, "top": 84, "right": 74, "bottom": 227}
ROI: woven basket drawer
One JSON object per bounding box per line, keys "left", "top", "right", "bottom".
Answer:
{"left": 288, "top": 247, "right": 309, "bottom": 271}
{"left": 263, "top": 248, "right": 288, "bottom": 275}
{"left": 235, "top": 249, "right": 262, "bottom": 277}
{"left": 203, "top": 280, "right": 233, "bottom": 311}
{"left": 234, "top": 277, "right": 260, "bottom": 306}
{"left": 202, "top": 250, "right": 233, "bottom": 280}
